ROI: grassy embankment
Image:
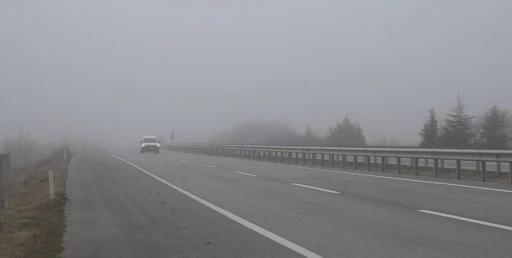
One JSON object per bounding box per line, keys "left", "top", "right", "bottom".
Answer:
{"left": 0, "top": 150, "right": 71, "bottom": 258}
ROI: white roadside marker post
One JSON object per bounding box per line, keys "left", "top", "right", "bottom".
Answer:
{"left": 49, "top": 170, "right": 54, "bottom": 199}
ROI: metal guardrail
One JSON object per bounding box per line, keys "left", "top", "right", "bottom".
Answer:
{"left": 165, "top": 144, "right": 512, "bottom": 184}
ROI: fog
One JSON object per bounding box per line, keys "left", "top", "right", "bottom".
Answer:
{"left": 2, "top": 1, "right": 512, "bottom": 148}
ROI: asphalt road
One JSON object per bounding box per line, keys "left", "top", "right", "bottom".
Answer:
{"left": 63, "top": 148, "right": 512, "bottom": 258}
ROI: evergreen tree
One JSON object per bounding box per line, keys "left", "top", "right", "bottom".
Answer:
{"left": 478, "top": 105, "right": 512, "bottom": 149}
{"left": 442, "top": 93, "right": 475, "bottom": 148}
{"left": 419, "top": 108, "right": 439, "bottom": 147}
{"left": 325, "top": 116, "right": 366, "bottom": 146}
{"left": 302, "top": 126, "right": 322, "bottom": 146}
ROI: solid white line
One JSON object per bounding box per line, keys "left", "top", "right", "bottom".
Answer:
{"left": 418, "top": 210, "right": 512, "bottom": 231}
{"left": 109, "top": 151, "right": 323, "bottom": 258}
{"left": 205, "top": 155, "right": 512, "bottom": 194}
{"left": 180, "top": 160, "right": 189, "bottom": 163}
{"left": 201, "top": 164, "right": 215, "bottom": 168}
{"left": 234, "top": 171, "right": 257, "bottom": 177}
{"left": 291, "top": 183, "right": 339, "bottom": 194}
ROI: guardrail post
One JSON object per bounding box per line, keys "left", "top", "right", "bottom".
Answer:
{"left": 342, "top": 155, "right": 346, "bottom": 168}
{"left": 397, "top": 157, "right": 401, "bottom": 174}
{"left": 424, "top": 159, "right": 428, "bottom": 169}
{"left": 288, "top": 152, "right": 292, "bottom": 163}
{"left": 321, "top": 154, "right": 325, "bottom": 167}
{"left": 497, "top": 162, "right": 501, "bottom": 177}
{"left": 509, "top": 162, "right": 512, "bottom": 184}
{"left": 303, "top": 153, "right": 307, "bottom": 165}
{"left": 456, "top": 160, "right": 461, "bottom": 180}
{"left": 414, "top": 158, "right": 419, "bottom": 176}
{"left": 440, "top": 160, "right": 444, "bottom": 172}
{"left": 295, "top": 153, "right": 299, "bottom": 164}
{"left": 281, "top": 152, "right": 284, "bottom": 163}
{"left": 331, "top": 154, "right": 335, "bottom": 167}
{"left": 366, "top": 156, "right": 371, "bottom": 171}
{"left": 380, "top": 157, "right": 385, "bottom": 172}
{"left": 434, "top": 159, "right": 439, "bottom": 178}
{"left": 481, "top": 161, "right": 486, "bottom": 182}
{"left": 312, "top": 153, "right": 316, "bottom": 166}
{"left": 353, "top": 156, "right": 358, "bottom": 170}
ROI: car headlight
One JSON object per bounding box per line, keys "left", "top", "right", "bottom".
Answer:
{"left": 157, "top": 144, "right": 160, "bottom": 147}
{"left": 141, "top": 144, "right": 145, "bottom": 147}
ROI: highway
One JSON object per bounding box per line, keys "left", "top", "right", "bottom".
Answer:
{"left": 63, "top": 148, "right": 512, "bottom": 258}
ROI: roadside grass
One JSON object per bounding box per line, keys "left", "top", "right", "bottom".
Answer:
{"left": 0, "top": 154, "right": 70, "bottom": 258}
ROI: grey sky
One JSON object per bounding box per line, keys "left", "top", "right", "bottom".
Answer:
{"left": 1, "top": 1, "right": 511, "bottom": 145}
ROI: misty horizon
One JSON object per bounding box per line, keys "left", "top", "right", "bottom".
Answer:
{"left": 2, "top": 1, "right": 511, "bottom": 146}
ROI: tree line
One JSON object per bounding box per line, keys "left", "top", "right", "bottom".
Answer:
{"left": 419, "top": 93, "right": 512, "bottom": 149}
{"left": 211, "top": 93, "right": 512, "bottom": 149}
{"left": 211, "top": 116, "right": 367, "bottom": 147}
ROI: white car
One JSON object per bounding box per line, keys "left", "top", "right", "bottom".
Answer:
{"left": 140, "top": 136, "right": 160, "bottom": 153}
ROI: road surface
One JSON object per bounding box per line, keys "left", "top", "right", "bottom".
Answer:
{"left": 63, "top": 148, "right": 512, "bottom": 257}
